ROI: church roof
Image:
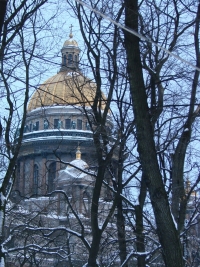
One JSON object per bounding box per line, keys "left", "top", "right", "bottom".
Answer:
{"left": 58, "top": 147, "right": 92, "bottom": 181}
{"left": 28, "top": 30, "right": 107, "bottom": 112}
{"left": 58, "top": 158, "right": 91, "bottom": 181}
{"left": 28, "top": 71, "right": 106, "bottom": 111}
{"left": 68, "top": 146, "right": 89, "bottom": 170}
{"left": 68, "top": 158, "right": 89, "bottom": 170}
{"left": 62, "top": 28, "right": 79, "bottom": 47}
{"left": 63, "top": 38, "right": 78, "bottom": 47}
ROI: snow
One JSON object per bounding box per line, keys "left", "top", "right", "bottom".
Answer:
{"left": 1, "top": 247, "right": 7, "bottom": 253}
{"left": 28, "top": 104, "right": 94, "bottom": 114}
{"left": 29, "top": 105, "right": 79, "bottom": 113}
{"left": 23, "top": 129, "right": 92, "bottom": 135}
{"left": 170, "top": 212, "right": 177, "bottom": 229}
{"left": 0, "top": 257, "right": 5, "bottom": 267}
{"left": 24, "top": 196, "right": 54, "bottom": 201}
{"left": 184, "top": 128, "right": 189, "bottom": 132}
{"left": 22, "top": 135, "right": 93, "bottom": 143}
{"left": 1, "top": 193, "right": 6, "bottom": 204}
{"left": 106, "top": 143, "right": 112, "bottom": 153}
{"left": 22, "top": 129, "right": 93, "bottom": 144}
{"left": 148, "top": 67, "right": 156, "bottom": 74}
{"left": 27, "top": 226, "right": 82, "bottom": 237}
{"left": 0, "top": 211, "right": 4, "bottom": 234}
{"left": 58, "top": 166, "right": 92, "bottom": 180}
{"left": 69, "top": 159, "right": 89, "bottom": 169}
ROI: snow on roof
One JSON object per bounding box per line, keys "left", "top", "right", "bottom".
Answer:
{"left": 69, "top": 159, "right": 88, "bottom": 169}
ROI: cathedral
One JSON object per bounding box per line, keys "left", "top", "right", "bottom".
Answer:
{"left": 6, "top": 31, "right": 115, "bottom": 267}
{"left": 13, "top": 29, "right": 111, "bottom": 200}
{"left": 5, "top": 29, "right": 200, "bottom": 267}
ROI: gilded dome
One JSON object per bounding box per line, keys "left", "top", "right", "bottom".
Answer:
{"left": 63, "top": 38, "right": 78, "bottom": 47}
{"left": 28, "top": 71, "right": 106, "bottom": 111}
{"left": 62, "top": 31, "right": 78, "bottom": 47}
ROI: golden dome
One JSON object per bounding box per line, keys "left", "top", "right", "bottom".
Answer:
{"left": 63, "top": 38, "right": 78, "bottom": 47}
{"left": 63, "top": 27, "right": 78, "bottom": 47}
{"left": 28, "top": 71, "right": 106, "bottom": 111}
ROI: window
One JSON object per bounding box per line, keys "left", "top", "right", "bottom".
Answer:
{"left": 68, "top": 54, "right": 73, "bottom": 65}
{"left": 48, "top": 162, "right": 56, "bottom": 193}
{"left": 77, "top": 119, "right": 82, "bottom": 130}
{"left": 54, "top": 119, "right": 62, "bottom": 129}
{"left": 65, "top": 119, "right": 71, "bottom": 129}
{"left": 36, "top": 121, "right": 39, "bottom": 130}
{"left": 63, "top": 55, "right": 66, "bottom": 65}
{"left": 54, "top": 119, "right": 59, "bottom": 129}
{"left": 33, "top": 121, "right": 39, "bottom": 131}
{"left": 33, "top": 164, "right": 39, "bottom": 195}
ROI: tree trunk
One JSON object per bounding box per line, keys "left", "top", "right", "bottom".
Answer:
{"left": 123, "top": 0, "right": 183, "bottom": 266}
{"left": 87, "top": 230, "right": 101, "bottom": 267}
{"left": 135, "top": 205, "right": 145, "bottom": 267}
{"left": 116, "top": 138, "right": 128, "bottom": 266}
{"left": 117, "top": 197, "right": 127, "bottom": 266}
{"left": 87, "top": 161, "right": 106, "bottom": 267}
{"left": 0, "top": 0, "right": 7, "bottom": 38}
{"left": 171, "top": 4, "right": 200, "bottom": 231}
{"left": 135, "top": 173, "right": 147, "bottom": 267}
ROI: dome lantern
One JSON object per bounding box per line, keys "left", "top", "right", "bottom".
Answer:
{"left": 60, "top": 24, "right": 80, "bottom": 72}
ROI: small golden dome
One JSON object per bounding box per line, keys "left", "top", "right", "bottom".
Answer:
{"left": 63, "top": 24, "right": 78, "bottom": 46}
{"left": 62, "top": 26, "right": 78, "bottom": 47}
{"left": 63, "top": 38, "right": 78, "bottom": 47}
{"left": 28, "top": 71, "right": 106, "bottom": 111}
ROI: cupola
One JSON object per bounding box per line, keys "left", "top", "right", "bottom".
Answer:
{"left": 60, "top": 25, "right": 81, "bottom": 72}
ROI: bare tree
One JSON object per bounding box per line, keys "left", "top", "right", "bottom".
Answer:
{"left": 0, "top": 0, "right": 7, "bottom": 38}
{"left": 3, "top": 5, "right": 138, "bottom": 263}
{"left": 3, "top": 0, "right": 200, "bottom": 267}
{"left": 66, "top": 0, "right": 200, "bottom": 266}
{"left": 124, "top": 0, "right": 200, "bottom": 266}
{"left": 0, "top": 0, "right": 64, "bottom": 265}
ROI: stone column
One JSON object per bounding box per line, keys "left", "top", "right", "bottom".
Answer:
{"left": 56, "top": 159, "right": 61, "bottom": 178}
{"left": 41, "top": 155, "right": 47, "bottom": 195}
{"left": 29, "top": 158, "right": 34, "bottom": 196}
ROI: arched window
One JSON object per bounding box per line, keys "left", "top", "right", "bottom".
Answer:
{"left": 48, "top": 162, "right": 56, "bottom": 193}
{"left": 33, "top": 164, "right": 39, "bottom": 195}
{"left": 77, "top": 119, "right": 82, "bottom": 130}
{"left": 65, "top": 118, "right": 71, "bottom": 129}
{"left": 54, "top": 119, "right": 62, "bottom": 129}
{"left": 68, "top": 54, "right": 73, "bottom": 65}
{"left": 33, "top": 121, "right": 39, "bottom": 131}
{"left": 63, "top": 55, "right": 66, "bottom": 65}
